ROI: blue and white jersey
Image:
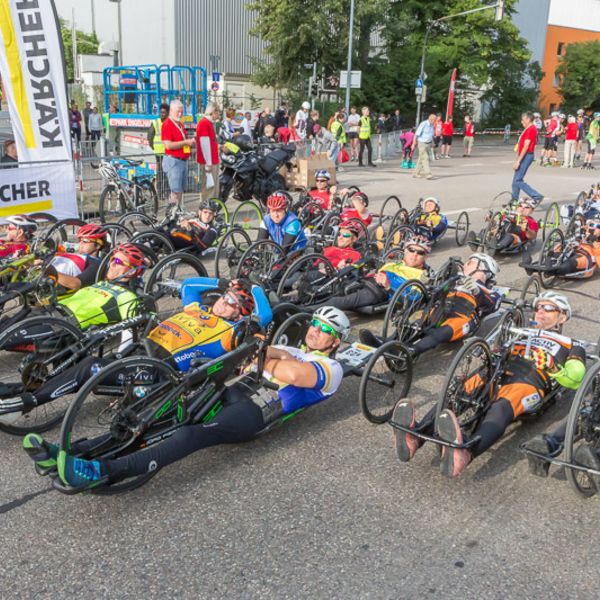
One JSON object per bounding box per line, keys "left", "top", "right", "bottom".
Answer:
{"left": 260, "top": 212, "right": 307, "bottom": 252}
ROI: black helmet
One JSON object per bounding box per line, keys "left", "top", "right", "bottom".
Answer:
{"left": 232, "top": 134, "right": 253, "bottom": 152}
{"left": 199, "top": 199, "right": 218, "bottom": 213}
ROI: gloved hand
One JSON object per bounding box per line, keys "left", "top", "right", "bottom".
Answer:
{"left": 461, "top": 276, "right": 480, "bottom": 296}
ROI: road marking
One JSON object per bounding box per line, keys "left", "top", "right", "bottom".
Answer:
{"left": 500, "top": 160, "right": 514, "bottom": 164}
{"left": 457, "top": 162, "right": 485, "bottom": 167}
{"left": 445, "top": 207, "right": 482, "bottom": 215}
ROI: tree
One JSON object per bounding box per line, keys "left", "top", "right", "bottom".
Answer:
{"left": 557, "top": 40, "right": 600, "bottom": 113}
{"left": 59, "top": 19, "right": 99, "bottom": 83}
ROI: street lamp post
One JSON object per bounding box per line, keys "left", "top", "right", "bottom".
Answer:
{"left": 415, "top": 0, "right": 505, "bottom": 126}
{"left": 344, "top": 0, "right": 355, "bottom": 114}
{"left": 108, "top": 0, "right": 123, "bottom": 66}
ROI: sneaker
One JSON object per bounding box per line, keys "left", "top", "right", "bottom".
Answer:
{"left": 0, "top": 383, "right": 24, "bottom": 398}
{"left": 359, "top": 329, "right": 384, "bottom": 348}
{"left": 426, "top": 175, "right": 434, "bottom": 180}
{"left": 412, "top": 174, "right": 422, "bottom": 179}
{"left": 23, "top": 433, "right": 59, "bottom": 470}
{"left": 392, "top": 400, "right": 423, "bottom": 462}
{"left": 574, "top": 445, "right": 600, "bottom": 492}
{"left": 58, "top": 452, "right": 103, "bottom": 489}
{"left": 522, "top": 434, "right": 557, "bottom": 478}
{"left": 0, "top": 396, "right": 24, "bottom": 425}
{"left": 437, "top": 409, "right": 472, "bottom": 478}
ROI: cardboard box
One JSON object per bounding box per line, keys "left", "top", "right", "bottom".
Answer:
{"left": 296, "top": 153, "right": 336, "bottom": 188}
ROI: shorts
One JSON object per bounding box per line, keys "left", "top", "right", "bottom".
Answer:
{"left": 163, "top": 155, "right": 189, "bottom": 193}
{"left": 442, "top": 135, "right": 452, "bottom": 146}
{"left": 463, "top": 136, "right": 474, "bottom": 150}
{"left": 543, "top": 137, "right": 557, "bottom": 151}
{"left": 348, "top": 132, "right": 358, "bottom": 140}
{"left": 498, "top": 381, "right": 544, "bottom": 417}
{"left": 587, "top": 139, "right": 597, "bottom": 154}
{"left": 442, "top": 315, "right": 476, "bottom": 342}
{"left": 433, "top": 136, "right": 441, "bottom": 148}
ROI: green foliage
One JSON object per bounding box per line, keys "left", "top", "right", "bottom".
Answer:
{"left": 60, "top": 19, "right": 99, "bottom": 83}
{"left": 556, "top": 40, "right": 600, "bottom": 113}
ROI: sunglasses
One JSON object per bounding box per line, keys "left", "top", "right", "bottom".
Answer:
{"left": 79, "top": 238, "right": 102, "bottom": 244}
{"left": 223, "top": 292, "right": 241, "bottom": 308}
{"left": 111, "top": 256, "right": 133, "bottom": 269}
{"left": 316, "top": 179, "right": 328, "bottom": 183}
{"left": 535, "top": 304, "right": 560, "bottom": 313}
{"left": 338, "top": 232, "right": 354, "bottom": 238}
{"left": 406, "top": 247, "right": 426, "bottom": 256}
{"left": 311, "top": 318, "right": 339, "bottom": 338}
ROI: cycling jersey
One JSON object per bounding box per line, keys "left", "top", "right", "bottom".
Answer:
{"left": 417, "top": 212, "right": 448, "bottom": 239}
{"left": 0, "top": 241, "right": 29, "bottom": 259}
{"left": 377, "top": 262, "right": 428, "bottom": 297}
{"left": 308, "top": 189, "right": 332, "bottom": 211}
{"left": 323, "top": 246, "right": 362, "bottom": 268}
{"left": 341, "top": 208, "right": 373, "bottom": 226}
{"left": 502, "top": 214, "right": 539, "bottom": 242}
{"left": 170, "top": 221, "right": 217, "bottom": 251}
{"left": 259, "top": 212, "right": 307, "bottom": 252}
{"left": 51, "top": 253, "right": 100, "bottom": 287}
{"left": 58, "top": 281, "right": 139, "bottom": 329}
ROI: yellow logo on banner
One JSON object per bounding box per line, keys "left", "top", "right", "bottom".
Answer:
{"left": 0, "top": 0, "right": 35, "bottom": 147}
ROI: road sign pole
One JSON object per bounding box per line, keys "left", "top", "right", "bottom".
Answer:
{"left": 344, "top": 0, "right": 355, "bottom": 114}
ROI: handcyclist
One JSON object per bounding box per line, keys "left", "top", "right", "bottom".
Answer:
{"left": 24, "top": 306, "right": 349, "bottom": 490}
{"left": 168, "top": 199, "right": 219, "bottom": 252}
{"left": 307, "top": 170, "right": 338, "bottom": 211}
{"left": 360, "top": 253, "right": 501, "bottom": 354}
{"left": 258, "top": 191, "right": 307, "bottom": 252}
{"left": 340, "top": 191, "right": 373, "bottom": 226}
{"left": 322, "top": 220, "right": 364, "bottom": 269}
{"left": 314, "top": 234, "right": 432, "bottom": 312}
{"left": 0, "top": 279, "right": 268, "bottom": 425}
{"left": 392, "top": 292, "right": 586, "bottom": 478}
{"left": 415, "top": 197, "right": 448, "bottom": 241}
{"left": 0, "top": 215, "right": 37, "bottom": 258}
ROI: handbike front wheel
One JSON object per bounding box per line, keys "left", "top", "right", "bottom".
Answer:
{"left": 358, "top": 341, "right": 413, "bottom": 424}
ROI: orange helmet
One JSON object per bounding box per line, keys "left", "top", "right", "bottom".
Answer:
{"left": 227, "top": 281, "right": 255, "bottom": 316}
{"left": 266, "top": 191, "right": 290, "bottom": 211}
{"left": 77, "top": 223, "right": 107, "bottom": 242}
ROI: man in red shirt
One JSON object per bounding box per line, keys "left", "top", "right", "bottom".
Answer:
{"left": 463, "top": 115, "right": 474, "bottom": 157}
{"left": 161, "top": 100, "right": 196, "bottom": 207}
{"left": 563, "top": 115, "right": 578, "bottom": 168}
{"left": 322, "top": 221, "right": 363, "bottom": 268}
{"left": 512, "top": 111, "right": 543, "bottom": 204}
{"left": 441, "top": 116, "right": 453, "bottom": 158}
{"left": 196, "top": 101, "right": 221, "bottom": 201}
{"left": 495, "top": 198, "right": 539, "bottom": 251}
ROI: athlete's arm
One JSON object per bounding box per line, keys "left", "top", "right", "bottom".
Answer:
{"left": 263, "top": 356, "right": 318, "bottom": 388}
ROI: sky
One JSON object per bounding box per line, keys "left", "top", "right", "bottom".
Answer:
{"left": 54, "top": 0, "right": 118, "bottom": 45}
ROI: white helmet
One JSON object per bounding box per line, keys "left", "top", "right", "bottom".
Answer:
{"left": 467, "top": 252, "right": 499, "bottom": 282}
{"left": 577, "top": 109, "right": 584, "bottom": 116}
{"left": 312, "top": 306, "right": 351, "bottom": 341}
{"left": 559, "top": 113, "right": 566, "bottom": 119}
{"left": 6, "top": 215, "right": 37, "bottom": 230}
{"left": 301, "top": 101, "right": 311, "bottom": 110}
{"left": 533, "top": 112, "right": 541, "bottom": 118}
{"left": 518, "top": 197, "right": 536, "bottom": 210}
{"left": 534, "top": 292, "right": 572, "bottom": 319}
{"left": 423, "top": 196, "right": 441, "bottom": 211}
{"left": 551, "top": 111, "right": 559, "bottom": 117}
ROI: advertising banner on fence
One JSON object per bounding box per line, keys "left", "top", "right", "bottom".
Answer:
{"left": 0, "top": 161, "right": 76, "bottom": 219}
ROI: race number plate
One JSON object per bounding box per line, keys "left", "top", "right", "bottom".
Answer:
{"left": 337, "top": 342, "right": 376, "bottom": 368}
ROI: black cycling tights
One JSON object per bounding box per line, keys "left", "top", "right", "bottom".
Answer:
{"left": 412, "top": 325, "right": 453, "bottom": 355}
{"left": 80, "top": 385, "right": 266, "bottom": 482}
{"left": 553, "top": 257, "right": 579, "bottom": 276}
{"left": 315, "top": 285, "right": 388, "bottom": 312}
{"left": 496, "top": 232, "right": 517, "bottom": 251}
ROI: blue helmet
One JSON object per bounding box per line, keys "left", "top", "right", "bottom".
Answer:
{"left": 315, "top": 169, "right": 331, "bottom": 181}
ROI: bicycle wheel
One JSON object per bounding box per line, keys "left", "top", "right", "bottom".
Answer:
{"left": 390, "top": 208, "right": 410, "bottom": 230}
{"left": 236, "top": 240, "right": 286, "bottom": 287}
{"left": 134, "top": 182, "right": 159, "bottom": 220}
{"left": 144, "top": 253, "right": 208, "bottom": 320}
{"left": 482, "top": 212, "right": 503, "bottom": 255}
{"left": 58, "top": 356, "right": 181, "bottom": 494}
{"left": 538, "top": 228, "right": 564, "bottom": 288}
{"left": 435, "top": 338, "right": 493, "bottom": 438}
{"left": 378, "top": 195, "right": 402, "bottom": 224}
{"left": 39, "top": 218, "right": 86, "bottom": 251}
{"left": 117, "top": 211, "right": 157, "bottom": 232}
{"left": 542, "top": 202, "right": 560, "bottom": 242}
{"left": 130, "top": 230, "right": 175, "bottom": 258}
{"left": 272, "top": 312, "right": 312, "bottom": 348}
{"left": 520, "top": 274, "right": 541, "bottom": 309}
{"left": 487, "top": 306, "right": 524, "bottom": 352}
{"left": 0, "top": 316, "right": 83, "bottom": 435}
{"left": 384, "top": 225, "right": 413, "bottom": 253}
{"left": 231, "top": 201, "right": 263, "bottom": 241}
{"left": 99, "top": 185, "right": 127, "bottom": 223}
{"left": 565, "top": 361, "right": 600, "bottom": 498}
{"left": 319, "top": 212, "right": 342, "bottom": 246}
{"left": 101, "top": 222, "right": 132, "bottom": 248}
{"left": 565, "top": 213, "right": 585, "bottom": 238}
{"left": 382, "top": 280, "right": 428, "bottom": 342}
{"left": 358, "top": 341, "right": 413, "bottom": 424}
{"left": 454, "top": 211, "right": 470, "bottom": 246}
{"left": 276, "top": 254, "right": 336, "bottom": 305}
{"left": 214, "top": 228, "right": 252, "bottom": 279}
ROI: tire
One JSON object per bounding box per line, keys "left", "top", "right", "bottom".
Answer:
{"left": 542, "top": 202, "right": 560, "bottom": 242}
{"left": 565, "top": 213, "right": 585, "bottom": 238}
{"left": 358, "top": 341, "right": 413, "bottom": 424}
{"left": 209, "top": 198, "right": 230, "bottom": 243}
{"left": 382, "top": 280, "right": 428, "bottom": 342}
{"left": 236, "top": 240, "right": 286, "bottom": 287}
{"left": 538, "top": 228, "right": 564, "bottom": 288}
{"left": 134, "top": 182, "right": 159, "bottom": 220}
{"left": 214, "top": 228, "right": 252, "bottom": 279}
{"left": 101, "top": 222, "right": 132, "bottom": 248}
{"left": 0, "top": 316, "right": 83, "bottom": 435}
{"left": 231, "top": 201, "right": 263, "bottom": 241}
{"left": 564, "top": 361, "right": 600, "bottom": 498}
{"left": 482, "top": 212, "right": 502, "bottom": 255}
{"left": 319, "top": 212, "right": 342, "bottom": 245}
{"left": 435, "top": 337, "right": 494, "bottom": 438}
{"left": 378, "top": 195, "right": 402, "bottom": 224}
{"left": 58, "top": 356, "right": 181, "bottom": 494}
{"left": 520, "top": 274, "right": 541, "bottom": 308}
{"left": 275, "top": 254, "right": 337, "bottom": 306}
{"left": 117, "top": 211, "right": 157, "bottom": 232}
{"left": 272, "top": 312, "right": 312, "bottom": 348}
{"left": 384, "top": 225, "right": 413, "bottom": 253}
{"left": 41, "top": 218, "right": 86, "bottom": 249}
{"left": 99, "top": 185, "right": 127, "bottom": 223}
{"left": 390, "top": 208, "right": 410, "bottom": 230}
{"left": 144, "top": 253, "right": 208, "bottom": 320}
{"left": 298, "top": 201, "right": 325, "bottom": 229}
{"left": 487, "top": 306, "right": 524, "bottom": 351}
{"left": 130, "top": 230, "right": 175, "bottom": 258}
{"left": 454, "top": 211, "right": 470, "bottom": 246}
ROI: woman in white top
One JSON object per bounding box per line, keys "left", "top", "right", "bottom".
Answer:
{"left": 346, "top": 106, "right": 360, "bottom": 161}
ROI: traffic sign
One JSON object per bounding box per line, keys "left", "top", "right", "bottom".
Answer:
{"left": 210, "top": 81, "right": 220, "bottom": 92}
{"left": 212, "top": 72, "right": 220, "bottom": 82}
{"left": 416, "top": 78, "right": 423, "bottom": 88}
{"left": 340, "top": 70, "right": 362, "bottom": 89}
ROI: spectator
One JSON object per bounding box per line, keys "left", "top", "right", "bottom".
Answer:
{"left": 376, "top": 113, "right": 386, "bottom": 135}
{"left": 307, "top": 110, "right": 320, "bottom": 139}
{"left": 346, "top": 106, "right": 360, "bottom": 161}
{"left": 541, "top": 111, "right": 560, "bottom": 166}
{"left": 575, "top": 109, "right": 585, "bottom": 160}
{"left": 330, "top": 112, "right": 346, "bottom": 168}
{"left": 512, "top": 111, "right": 543, "bottom": 203}
{"left": 392, "top": 109, "right": 403, "bottom": 131}
{"left": 441, "top": 116, "right": 453, "bottom": 158}
{"left": 1, "top": 139, "right": 18, "bottom": 168}
{"left": 433, "top": 113, "right": 443, "bottom": 159}
{"left": 241, "top": 112, "right": 253, "bottom": 138}
{"left": 196, "top": 101, "right": 221, "bottom": 202}
{"left": 69, "top": 103, "right": 82, "bottom": 144}
{"left": 274, "top": 101, "right": 289, "bottom": 129}
{"left": 563, "top": 115, "right": 578, "bottom": 168}
{"left": 400, "top": 128, "right": 415, "bottom": 168}
{"left": 82, "top": 101, "right": 92, "bottom": 140}
{"left": 220, "top": 107, "right": 238, "bottom": 141}
{"left": 358, "top": 106, "right": 376, "bottom": 168}
{"left": 253, "top": 107, "right": 275, "bottom": 140}
{"left": 412, "top": 113, "right": 436, "bottom": 180}
{"left": 463, "top": 115, "right": 474, "bottom": 157}
{"left": 88, "top": 107, "right": 104, "bottom": 141}
{"left": 161, "top": 99, "right": 196, "bottom": 207}
{"left": 582, "top": 112, "right": 600, "bottom": 170}
{"left": 294, "top": 102, "right": 310, "bottom": 140}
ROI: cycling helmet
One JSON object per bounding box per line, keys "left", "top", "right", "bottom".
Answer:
{"left": 551, "top": 111, "right": 559, "bottom": 117}
{"left": 405, "top": 234, "right": 433, "bottom": 254}
{"left": 351, "top": 192, "right": 369, "bottom": 206}
{"left": 533, "top": 292, "right": 571, "bottom": 319}
{"left": 312, "top": 306, "right": 351, "bottom": 341}
{"left": 594, "top": 112, "right": 600, "bottom": 118}
{"left": 467, "top": 252, "right": 499, "bottom": 282}
{"left": 518, "top": 198, "right": 536, "bottom": 210}
{"left": 533, "top": 112, "right": 541, "bottom": 118}
{"left": 315, "top": 169, "right": 331, "bottom": 181}
{"left": 339, "top": 220, "right": 362, "bottom": 237}
{"left": 559, "top": 113, "right": 566, "bottom": 119}
{"left": 6, "top": 215, "right": 37, "bottom": 231}
{"left": 76, "top": 223, "right": 107, "bottom": 242}
{"left": 113, "top": 243, "right": 146, "bottom": 276}
{"left": 227, "top": 281, "right": 255, "bottom": 316}
{"left": 266, "top": 191, "right": 290, "bottom": 211}
{"left": 199, "top": 199, "right": 217, "bottom": 212}
{"left": 423, "top": 196, "right": 441, "bottom": 212}
{"left": 302, "top": 101, "right": 311, "bottom": 110}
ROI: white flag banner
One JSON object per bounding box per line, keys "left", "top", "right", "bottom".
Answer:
{"left": 0, "top": 162, "right": 77, "bottom": 219}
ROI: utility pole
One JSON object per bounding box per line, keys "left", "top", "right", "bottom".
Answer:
{"left": 344, "top": 0, "right": 355, "bottom": 114}
{"left": 91, "top": 0, "right": 96, "bottom": 38}
{"left": 71, "top": 8, "right": 77, "bottom": 82}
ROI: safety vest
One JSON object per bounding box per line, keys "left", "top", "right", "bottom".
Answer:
{"left": 331, "top": 120, "right": 347, "bottom": 144}
{"left": 359, "top": 116, "right": 371, "bottom": 140}
{"left": 58, "top": 281, "right": 139, "bottom": 329}
{"left": 152, "top": 118, "right": 165, "bottom": 155}
{"left": 102, "top": 113, "right": 110, "bottom": 138}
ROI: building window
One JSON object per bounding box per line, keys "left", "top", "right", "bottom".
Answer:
{"left": 549, "top": 103, "right": 556, "bottom": 115}
{"left": 557, "top": 42, "right": 564, "bottom": 56}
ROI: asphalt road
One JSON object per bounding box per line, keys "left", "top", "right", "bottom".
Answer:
{"left": 1, "top": 143, "right": 599, "bottom": 599}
